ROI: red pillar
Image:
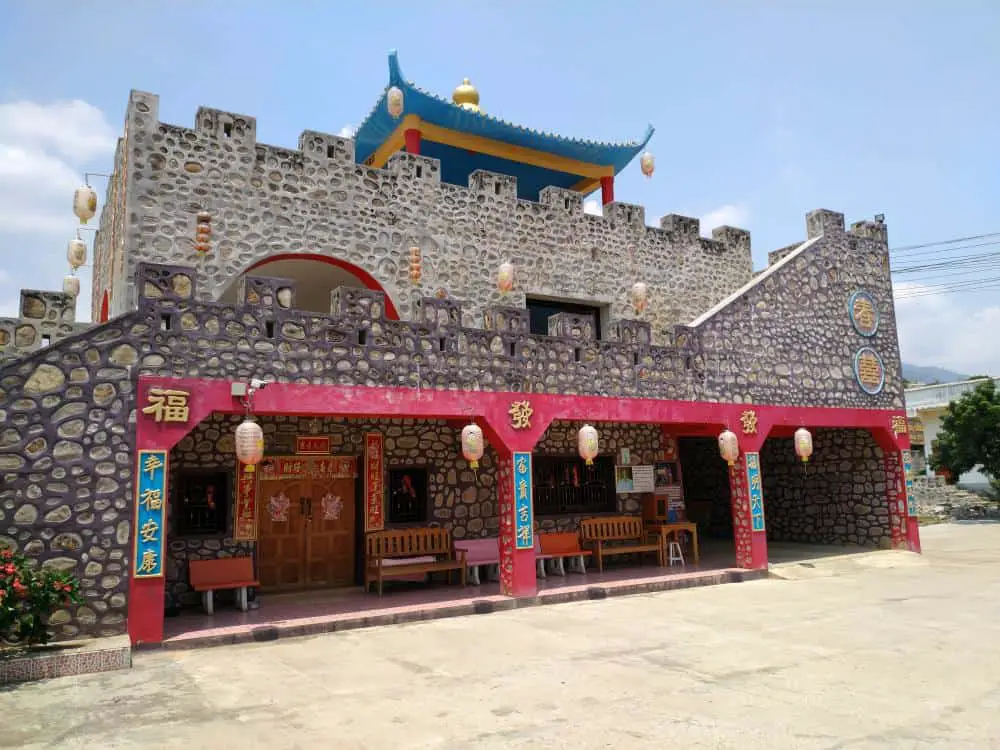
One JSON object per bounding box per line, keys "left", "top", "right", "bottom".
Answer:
{"left": 600, "top": 175, "right": 614, "bottom": 205}
{"left": 496, "top": 446, "right": 538, "bottom": 598}
{"left": 728, "top": 429, "right": 768, "bottom": 570}
{"left": 873, "top": 425, "right": 921, "bottom": 553}
{"left": 404, "top": 128, "right": 421, "bottom": 155}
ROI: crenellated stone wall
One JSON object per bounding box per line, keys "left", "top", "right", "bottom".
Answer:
{"left": 0, "top": 290, "right": 87, "bottom": 359}
{"left": 96, "top": 90, "right": 756, "bottom": 339}
{"left": 761, "top": 429, "right": 892, "bottom": 547}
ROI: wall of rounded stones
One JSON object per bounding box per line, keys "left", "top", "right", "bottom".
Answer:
{"left": 103, "top": 90, "right": 754, "bottom": 340}
{"left": 761, "top": 428, "right": 892, "bottom": 547}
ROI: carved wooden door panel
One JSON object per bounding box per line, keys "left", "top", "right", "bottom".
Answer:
{"left": 303, "top": 477, "right": 356, "bottom": 588}
{"left": 256, "top": 478, "right": 308, "bottom": 591}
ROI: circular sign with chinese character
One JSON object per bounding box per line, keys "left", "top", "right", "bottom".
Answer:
{"left": 848, "top": 291, "right": 879, "bottom": 337}
{"left": 854, "top": 347, "right": 885, "bottom": 395}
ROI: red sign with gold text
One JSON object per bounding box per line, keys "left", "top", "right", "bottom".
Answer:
{"left": 364, "top": 433, "right": 384, "bottom": 532}
{"left": 295, "top": 436, "right": 331, "bottom": 455}
{"left": 258, "top": 456, "right": 355, "bottom": 481}
{"left": 232, "top": 462, "right": 258, "bottom": 541}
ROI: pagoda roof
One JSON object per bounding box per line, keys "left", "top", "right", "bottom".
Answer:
{"left": 352, "top": 51, "right": 654, "bottom": 200}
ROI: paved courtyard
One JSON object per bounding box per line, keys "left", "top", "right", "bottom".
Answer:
{"left": 3, "top": 523, "right": 1000, "bottom": 749}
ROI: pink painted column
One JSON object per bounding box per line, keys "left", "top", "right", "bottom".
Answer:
{"left": 728, "top": 432, "right": 768, "bottom": 570}
{"left": 600, "top": 175, "right": 614, "bottom": 205}
{"left": 873, "top": 424, "right": 921, "bottom": 553}
{"left": 404, "top": 128, "right": 421, "bottom": 154}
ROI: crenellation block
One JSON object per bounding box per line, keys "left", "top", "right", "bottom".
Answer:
{"left": 768, "top": 242, "right": 800, "bottom": 266}
{"left": 538, "top": 186, "right": 583, "bottom": 214}
{"left": 330, "top": 287, "right": 387, "bottom": 321}
{"left": 468, "top": 170, "right": 517, "bottom": 202}
{"left": 547, "top": 312, "right": 597, "bottom": 341}
{"left": 239, "top": 276, "right": 296, "bottom": 311}
{"left": 194, "top": 106, "right": 257, "bottom": 144}
{"left": 254, "top": 144, "right": 304, "bottom": 172}
{"left": 136, "top": 263, "right": 197, "bottom": 308}
{"left": 849, "top": 219, "right": 889, "bottom": 245}
{"left": 604, "top": 201, "right": 646, "bottom": 229}
{"left": 483, "top": 305, "right": 529, "bottom": 334}
{"left": 415, "top": 296, "right": 462, "bottom": 329}
{"left": 711, "top": 225, "right": 751, "bottom": 254}
{"left": 806, "top": 209, "right": 846, "bottom": 239}
{"left": 298, "top": 130, "right": 355, "bottom": 164}
{"left": 614, "top": 319, "right": 652, "bottom": 347}
{"left": 386, "top": 152, "right": 441, "bottom": 183}
{"left": 127, "top": 90, "right": 160, "bottom": 124}
{"left": 659, "top": 214, "right": 701, "bottom": 240}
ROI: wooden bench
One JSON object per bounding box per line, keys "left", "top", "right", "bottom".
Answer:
{"left": 365, "top": 528, "right": 468, "bottom": 596}
{"left": 454, "top": 537, "right": 500, "bottom": 586}
{"left": 189, "top": 557, "right": 260, "bottom": 615}
{"left": 579, "top": 516, "right": 664, "bottom": 572}
{"left": 537, "top": 531, "right": 592, "bottom": 577}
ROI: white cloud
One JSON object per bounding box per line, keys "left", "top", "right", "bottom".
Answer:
{"left": 0, "top": 99, "right": 116, "bottom": 323}
{"left": 894, "top": 281, "right": 1000, "bottom": 376}
{"left": 699, "top": 204, "right": 751, "bottom": 236}
{"left": 583, "top": 199, "right": 601, "bottom": 216}
{"left": 338, "top": 124, "right": 356, "bottom": 138}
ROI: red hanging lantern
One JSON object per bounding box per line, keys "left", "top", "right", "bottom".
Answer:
{"left": 640, "top": 151, "right": 655, "bottom": 179}
{"left": 387, "top": 86, "right": 404, "bottom": 119}
{"left": 578, "top": 424, "right": 599, "bottom": 466}
{"left": 497, "top": 261, "right": 514, "bottom": 295}
{"left": 408, "top": 246, "right": 422, "bottom": 285}
{"left": 718, "top": 429, "right": 739, "bottom": 466}
{"left": 630, "top": 281, "right": 649, "bottom": 314}
{"left": 794, "top": 428, "right": 813, "bottom": 463}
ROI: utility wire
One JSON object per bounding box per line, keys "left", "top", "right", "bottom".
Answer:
{"left": 890, "top": 232, "right": 1000, "bottom": 254}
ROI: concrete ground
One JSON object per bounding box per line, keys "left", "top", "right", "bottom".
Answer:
{"left": 3, "top": 523, "right": 1000, "bottom": 750}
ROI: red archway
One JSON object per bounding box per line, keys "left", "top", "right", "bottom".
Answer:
{"left": 246, "top": 253, "right": 400, "bottom": 321}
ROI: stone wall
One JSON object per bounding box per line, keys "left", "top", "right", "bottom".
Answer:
{"left": 0, "top": 290, "right": 87, "bottom": 363}
{"left": 761, "top": 429, "right": 892, "bottom": 547}
{"left": 101, "top": 90, "right": 755, "bottom": 336}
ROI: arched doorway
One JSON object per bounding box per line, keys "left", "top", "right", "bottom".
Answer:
{"left": 218, "top": 253, "right": 400, "bottom": 320}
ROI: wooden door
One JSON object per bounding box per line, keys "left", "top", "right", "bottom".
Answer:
{"left": 257, "top": 478, "right": 308, "bottom": 591}
{"left": 303, "top": 477, "right": 356, "bottom": 588}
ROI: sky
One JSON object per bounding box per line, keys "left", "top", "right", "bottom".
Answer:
{"left": 1, "top": 0, "right": 998, "bottom": 374}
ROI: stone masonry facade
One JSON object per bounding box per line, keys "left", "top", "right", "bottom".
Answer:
{"left": 0, "top": 88, "right": 908, "bottom": 641}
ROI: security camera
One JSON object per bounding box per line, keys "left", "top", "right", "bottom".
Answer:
{"left": 249, "top": 378, "right": 271, "bottom": 390}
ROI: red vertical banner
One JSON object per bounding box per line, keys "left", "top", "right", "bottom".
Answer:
{"left": 232, "top": 462, "right": 258, "bottom": 541}
{"left": 364, "top": 432, "right": 384, "bottom": 532}
{"left": 497, "top": 452, "right": 515, "bottom": 596}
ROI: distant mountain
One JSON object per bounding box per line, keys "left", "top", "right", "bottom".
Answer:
{"left": 902, "top": 363, "right": 968, "bottom": 385}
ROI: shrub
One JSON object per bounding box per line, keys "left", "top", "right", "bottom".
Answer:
{"left": 0, "top": 546, "right": 82, "bottom": 646}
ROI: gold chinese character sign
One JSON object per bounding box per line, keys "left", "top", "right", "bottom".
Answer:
{"left": 141, "top": 388, "right": 191, "bottom": 424}
{"left": 508, "top": 400, "right": 534, "bottom": 430}
{"left": 891, "top": 415, "right": 908, "bottom": 436}
{"left": 134, "top": 450, "right": 168, "bottom": 578}
{"left": 739, "top": 409, "right": 758, "bottom": 435}
{"left": 853, "top": 347, "right": 885, "bottom": 396}
{"left": 848, "top": 291, "right": 880, "bottom": 337}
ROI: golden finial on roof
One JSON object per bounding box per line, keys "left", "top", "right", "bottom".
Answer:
{"left": 452, "top": 77, "right": 481, "bottom": 112}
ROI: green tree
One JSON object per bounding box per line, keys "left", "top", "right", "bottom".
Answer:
{"left": 930, "top": 379, "right": 1000, "bottom": 497}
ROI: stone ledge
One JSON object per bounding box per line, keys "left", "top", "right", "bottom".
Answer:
{"left": 152, "top": 568, "right": 760, "bottom": 651}
{"left": 0, "top": 635, "right": 131, "bottom": 685}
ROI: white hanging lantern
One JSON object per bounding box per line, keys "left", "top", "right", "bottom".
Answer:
{"left": 640, "top": 151, "right": 655, "bottom": 179}
{"left": 497, "top": 261, "right": 514, "bottom": 295}
{"left": 630, "top": 281, "right": 649, "bottom": 314}
{"left": 461, "top": 423, "right": 484, "bottom": 470}
{"left": 718, "top": 429, "right": 739, "bottom": 466}
{"left": 62, "top": 275, "right": 80, "bottom": 298}
{"left": 235, "top": 419, "right": 265, "bottom": 466}
{"left": 73, "top": 185, "right": 98, "bottom": 224}
{"left": 387, "top": 86, "right": 404, "bottom": 119}
{"left": 67, "top": 234, "right": 87, "bottom": 270}
{"left": 794, "top": 427, "right": 813, "bottom": 463}
{"left": 578, "top": 424, "right": 599, "bottom": 466}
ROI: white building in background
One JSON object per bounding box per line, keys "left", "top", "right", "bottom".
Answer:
{"left": 904, "top": 377, "right": 1000, "bottom": 490}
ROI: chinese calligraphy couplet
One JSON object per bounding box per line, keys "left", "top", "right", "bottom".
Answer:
{"left": 364, "top": 433, "right": 385, "bottom": 532}
{"left": 232, "top": 462, "right": 258, "bottom": 542}
{"left": 134, "top": 450, "right": 168, "bottom": 578}
{"left": 512, "top": 452, "right": 534, "bottom": 550}
{"left": 744, "top": 451, "right": 766, "bottom": 533}
{"left": 901, "top": 450, "right": 916, "bottom": 517}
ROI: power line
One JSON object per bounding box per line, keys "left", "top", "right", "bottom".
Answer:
{"left": 891, "top": 248, "right": 1000, "bottom": 274}
{"left": 890, "top": 232, "right": 1000, "bottom": 254}
{"left": 894, "top": 276, "right": 1000, "bottom": 299}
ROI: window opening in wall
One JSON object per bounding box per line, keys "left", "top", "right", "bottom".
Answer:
{"left": 415, "top": 165, "right": 423, "bottom": 178}
{"left": 526, "top": 298, "right": 603, "bottom": 340}
{"left": 264, "top": 320, "right": 275, "bottom": 338}
{"left": 508, "top": 341, "right": 516, "bottom": 357}
{"left": 327, "top": 145, "right": 337, "bottom": 159}
{"left": 359, "top": 329, "right": 368, "bottom": 346}
{"left": 574, "top": 348, "right": 581, "bottom": 362}
{"left": 633, "top": 352, "right": 639, "bottom": 366}
{"left": 160, "top": 314, "right": 172, "bottom": 331}
{"left": 387, "top": 467, "right": 429, "bottom": 524}
{"left": 174, "top": 471, "right": 229, "bottom": 536}
{"left": 222, "top": 121, "right": 233, "bottom": 139}
{"left": 495, "top": 182, "right": 502, "bottom": 195}
{"left": 533, "top": 455, "right": 616, "bottom": 516}
{"left": 40, "top": 335, "right": 51, "bottom": 348}
{"left": 439, "top": 337, "right": 446, "bottom": 352}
